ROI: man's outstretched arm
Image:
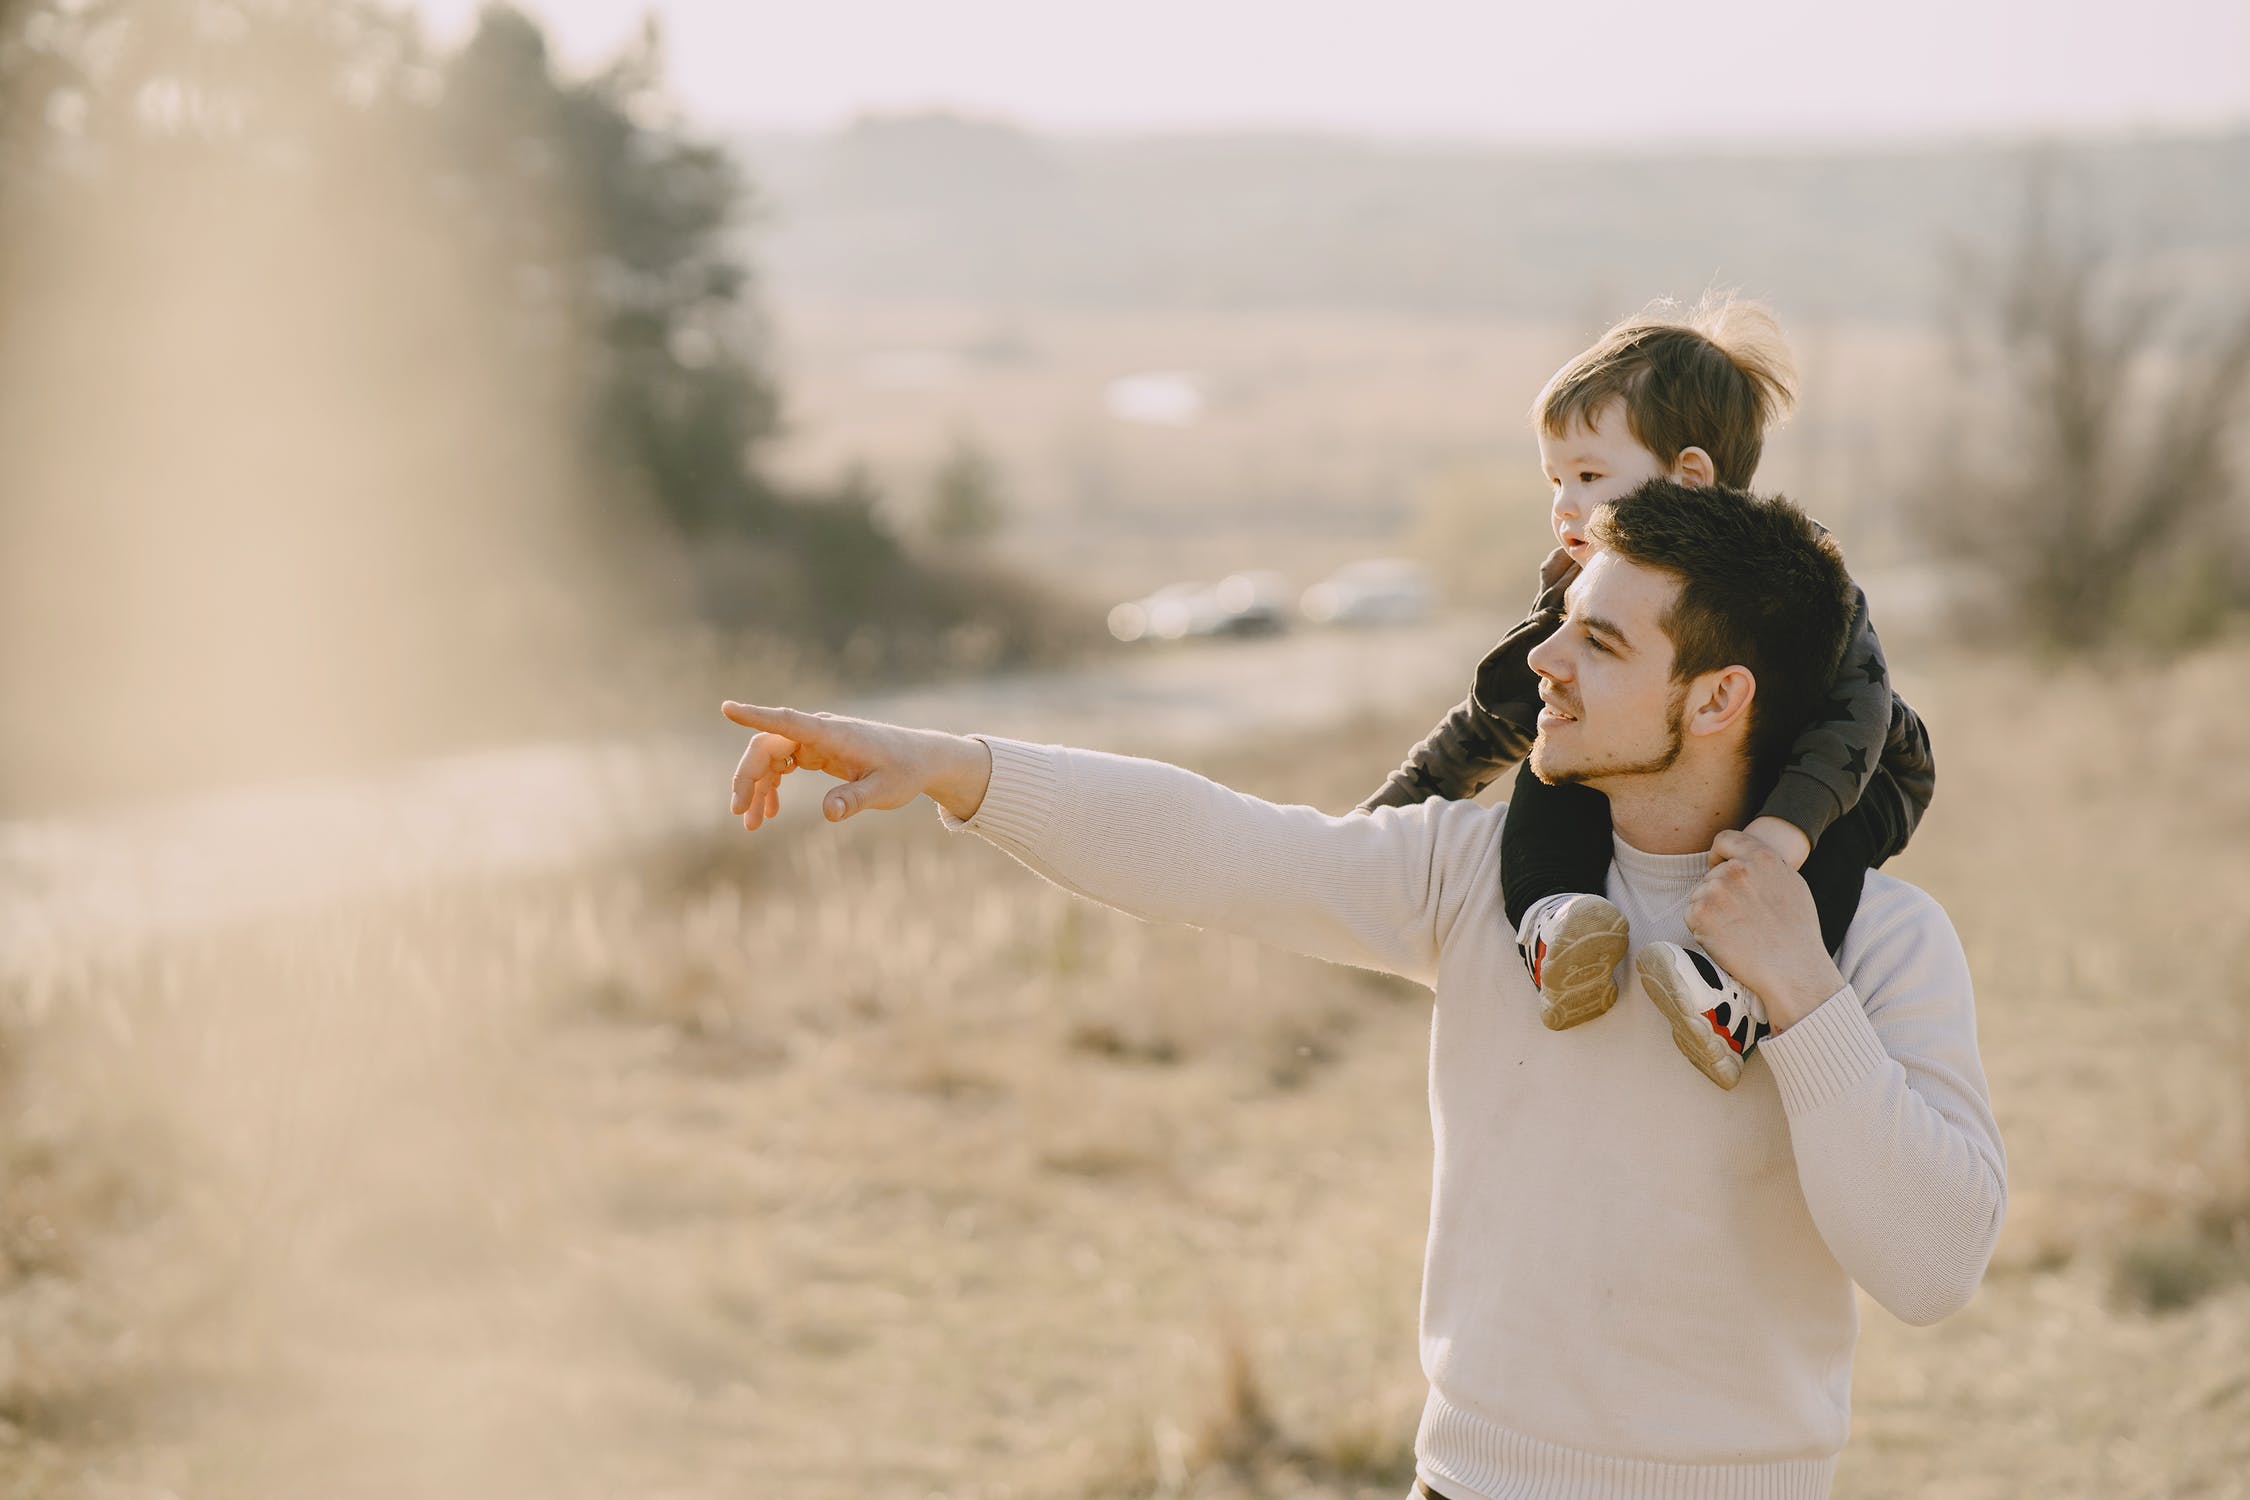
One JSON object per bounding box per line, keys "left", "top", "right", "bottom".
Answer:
{"left": 719, "top": 702, "right": 1497, "bottom": 988}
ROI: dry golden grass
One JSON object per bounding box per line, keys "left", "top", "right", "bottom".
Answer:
{"left": 1, "top": 644, "right": 2246, "bottom": 1498}
{"left": 763, "top": 302, "right": 1948, "bottom": 609}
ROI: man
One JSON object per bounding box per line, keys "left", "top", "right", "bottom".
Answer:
{"left": 722, "top": 480, "right": 2005, "bottom": 1500}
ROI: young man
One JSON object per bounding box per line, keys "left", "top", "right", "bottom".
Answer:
{"left": 722, "top": 481, "right": 2005, "bottom": 1500}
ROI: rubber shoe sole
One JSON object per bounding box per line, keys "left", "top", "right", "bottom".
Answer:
{"left": 1637, "top": 947, "right": 1745, "bottom": 1089}
{"left": 1535, "top": 898, "right": 1631, "bottom": 1031}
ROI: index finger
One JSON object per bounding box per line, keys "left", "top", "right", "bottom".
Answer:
{"left": 721, "top": 702, "right": 816, "bottom": 736}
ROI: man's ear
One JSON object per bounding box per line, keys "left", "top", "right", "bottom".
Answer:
{"left": 1683, "top": 664, "right": 1756, "bottom": 741}
{"left": 1672, "top": 447, "right": 1717, "bottom": 489}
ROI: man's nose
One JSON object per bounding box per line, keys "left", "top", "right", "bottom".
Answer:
{"left": 1526, "top": 632, "right": 1563, "bottom": 681}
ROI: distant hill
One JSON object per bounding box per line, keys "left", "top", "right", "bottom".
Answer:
{"left": 738, "top": 121, "right": 2250, "bottom": 323}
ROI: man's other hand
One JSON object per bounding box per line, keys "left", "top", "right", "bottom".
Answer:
{"left": 1685, "top": 830, "right": 1847, "bottom": 1033}
{"left": 720, "top": 703, "right": 993, "bottom": 831}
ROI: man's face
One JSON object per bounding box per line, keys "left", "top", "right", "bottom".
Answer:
{"left": 1537, "top": 402, "right": 1671, "bottom": 566}
{"left": 1525, "top": 550, "right": 1689, "bottom": 787}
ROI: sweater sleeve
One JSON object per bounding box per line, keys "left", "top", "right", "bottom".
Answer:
{"left": 1759, "top": 889, "right": 2006, "bottom": 1325}
{"left": 945, "top": 737, "right": 1498, "bottom": 989}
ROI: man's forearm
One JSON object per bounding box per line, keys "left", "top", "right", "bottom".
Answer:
{"left": 1758, "top": 954, "right": 1849, "bottom": 1034}
{"left": 928, "top": 733, "right": 994, "bottom": 821}
{"left": 948, "top": 738, "right": 1470, "bottom": 987}
{"left": 1763, "top": 910, "right": 2005, "bottom": 1327}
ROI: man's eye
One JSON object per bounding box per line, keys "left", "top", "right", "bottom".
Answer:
{"left": 1584, "top": 633, "right": 1610, "bottom": 655}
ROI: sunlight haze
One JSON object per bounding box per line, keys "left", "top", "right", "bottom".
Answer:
{"left": 411, "top": 0, "right": 2250, "bottom": 142}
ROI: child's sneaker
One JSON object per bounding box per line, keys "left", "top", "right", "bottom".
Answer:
{"left": 1636, "top": 942, "right": 1772, "bottom": 1090}
{"left": 1515, "top": 894, "right": 1631, "bottom": 1030}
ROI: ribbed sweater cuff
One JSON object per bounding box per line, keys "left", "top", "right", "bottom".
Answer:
{"left": 1762, "top": 984, "right": 1891, "bottom": 1116}
{"left": 1420, "top": 1390, "right": 1839, "bottom": 1500}
{"left": 936, "top": 736, "right": 1061, "bottom": 850}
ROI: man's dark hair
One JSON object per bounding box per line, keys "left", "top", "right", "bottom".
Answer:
{"left": 1587, "top": 479, "right": 1854, "bottom": 788}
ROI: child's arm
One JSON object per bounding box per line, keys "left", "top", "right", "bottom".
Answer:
{"left": 1356, "top": 549, "right": 1577, "bottom": 813}
{"left": 1875, "top": 690, "right": 1937, "bottom": 848}
{"left": 1357, "top": 693, "right": 1535, "bottom": 811}
{"left": 1753, "top": 580, "right": 1917, "bottom": 865}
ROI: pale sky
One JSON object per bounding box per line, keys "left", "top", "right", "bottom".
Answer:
{"left": 410, "top": 0, "right": 2250, "bottom": 144}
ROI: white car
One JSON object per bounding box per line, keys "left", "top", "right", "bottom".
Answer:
{"left": 1109, "top": 582, "right": 1213, "bottom": 643}
{"left": 1300, "top": 558, "right": 1436, "bottom": 627}
{"left": 1107, "top": 572, "right": 1295, "bottom": 643}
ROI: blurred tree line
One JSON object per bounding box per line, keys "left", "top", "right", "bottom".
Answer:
{"left": 1930, "top": 176, "right": 2250, "bottom": 652}
{"left": 745, "top": 114, "right": 2250, "bottom": 325}
{"left": 0, "top": 0, "right": 1073, "bottom": 807}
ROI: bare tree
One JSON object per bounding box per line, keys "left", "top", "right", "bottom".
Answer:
{"left": 1933, "top": 174, "right": 2250, "bottom": 649}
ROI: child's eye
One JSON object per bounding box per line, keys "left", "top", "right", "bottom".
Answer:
{"left": 1579, "top": 472, "right": 1600, "bottom": 484}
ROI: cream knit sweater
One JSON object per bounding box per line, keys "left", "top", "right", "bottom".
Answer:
{"left": 945, "top": 738, "right": 2006, "bottom": 1500}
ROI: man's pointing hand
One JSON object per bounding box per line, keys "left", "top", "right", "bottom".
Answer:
{"left": 720, "top": 703, "right": 993, "bottom": 831}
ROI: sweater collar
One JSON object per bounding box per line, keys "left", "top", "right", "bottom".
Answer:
{"left": 1609, "top": 834, "right": 1712, "bottom": 901}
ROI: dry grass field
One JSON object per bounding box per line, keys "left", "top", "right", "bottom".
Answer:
{"left": 1, "top": 642, "right": 2246, "bottom": 1499}
{"left": 762, "top": 302, "right": 1947, "bottom": 611}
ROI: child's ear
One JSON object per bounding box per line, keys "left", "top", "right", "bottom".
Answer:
{"left": 1672, "top": 447, "right": 1717, "bottom": 489}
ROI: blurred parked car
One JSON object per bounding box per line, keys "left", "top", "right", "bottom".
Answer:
{"left": 1107, "top": 571, "right": 1294, "bottom": 643}
{"left": 1300, "top": 558, "right": 1436, "bottom": 627}
{"left": 1207, "top": 571, "right": 1291, "bottom": 637}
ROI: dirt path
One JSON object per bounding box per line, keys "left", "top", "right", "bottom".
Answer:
{"left": 0, "top": 615, "right": 1503, "bottom": 967}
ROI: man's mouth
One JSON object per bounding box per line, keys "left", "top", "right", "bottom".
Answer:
{"left": 1539, "top": 696, "right": 1577, "bottom": 723}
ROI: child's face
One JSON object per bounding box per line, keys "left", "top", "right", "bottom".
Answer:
{"left": 1537, "top": 402, "right": 1672, "bottom": 566}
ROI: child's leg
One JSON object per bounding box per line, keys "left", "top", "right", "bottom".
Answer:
{"left": 1499, "top": 759, "right": 1614, "bottom": 928}
{"left": 1500, "top": 761, "right": 1628, "bottom": 1030}
{"left": 1799, "top": 766, "right": 1913, "bottom": 956}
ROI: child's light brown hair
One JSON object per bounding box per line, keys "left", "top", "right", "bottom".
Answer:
{"left": 1533, "top": 294, "right": 1798, "bottom": 489}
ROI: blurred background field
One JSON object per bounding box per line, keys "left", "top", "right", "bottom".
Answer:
{"left": 2, "top": 1, "right": 2248, "bottom": 1496}
{"left": 4, "top": 653, "right": 2248, "bottom": 1499}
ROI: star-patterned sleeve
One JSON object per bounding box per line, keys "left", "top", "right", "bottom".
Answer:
{"left": 1355, "top": 549, "right": 1577, "bottom": 815}
{"left": 1760, "top": 581, "right": 1936, "bottom": 847}
{"left": 1354, "top": 692, "right": 1538, "bottom": 812}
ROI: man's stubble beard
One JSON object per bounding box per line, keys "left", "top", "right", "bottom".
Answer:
{"left": 1531, "top": 682, "right": 1689, "bottom": 789}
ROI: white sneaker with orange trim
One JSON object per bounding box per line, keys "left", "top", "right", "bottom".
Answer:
{"left": 1636, "top": 942, "right": 1772, "bottom": 1090}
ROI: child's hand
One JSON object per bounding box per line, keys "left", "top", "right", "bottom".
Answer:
{"left": 1741, "top": 815, "right": 1811, "bottom": 871}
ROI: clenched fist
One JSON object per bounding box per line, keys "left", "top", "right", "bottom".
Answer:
{"left": 1685, "top": 829, "right": 1849, "bottom": 1034}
